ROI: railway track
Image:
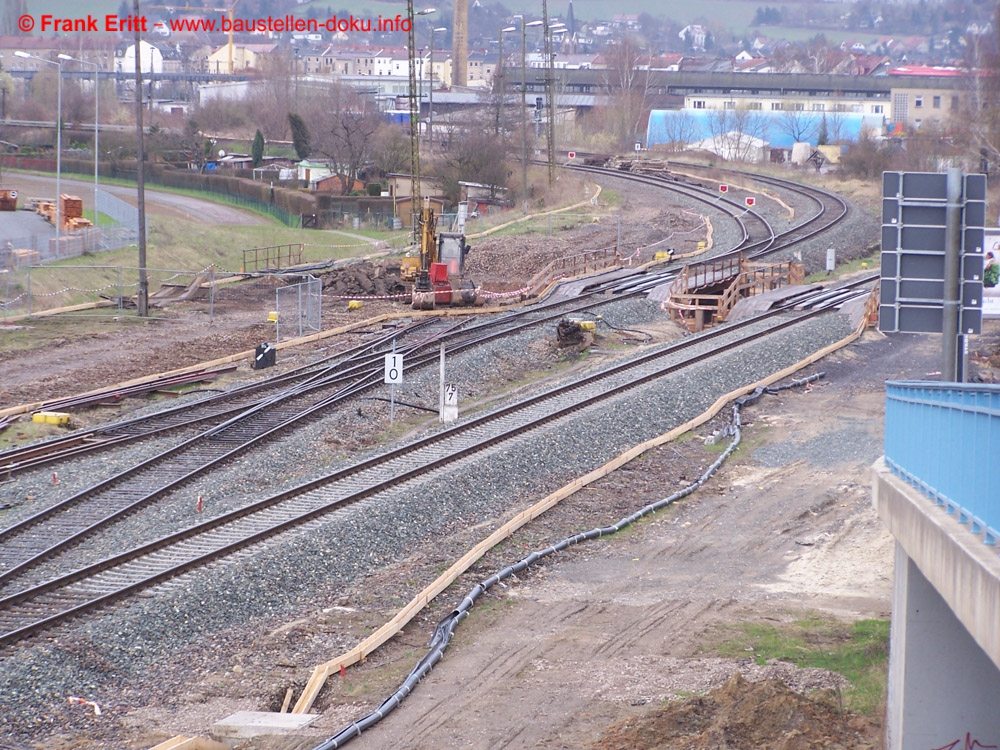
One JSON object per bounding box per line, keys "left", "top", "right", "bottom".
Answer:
{"left": 0, "top": 288, "right": 669, "bottom": 591}
{"left": 1, "top": 160, "right": 848, "bottom": 482}
{"left": 0, "top": 162, "right": 857, "bottom": 598}
{"left": 0, "top": 323, "right": 432, "bottom": 477}
{"left": 0, "top": 278, "right": 875, "bottom": 648}
{"left": 669, "top": 162, "right": 850, "bottom": 258}
{"left": 567, "top": 161, "right": 848, "bottom": 262}
{"left": 0, "top": 159, "right": 864, "bottom": 642}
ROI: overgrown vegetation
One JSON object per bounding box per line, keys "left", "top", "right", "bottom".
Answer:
{"left": 710, "top": 617, "right": 890, "bottom": 713}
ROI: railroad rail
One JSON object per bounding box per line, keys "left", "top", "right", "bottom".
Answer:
{"left": 0, "top": 276, "right": 876, "bottom": 648}
{"left": 0, "top": 288, "right": 667, "bottom": 591}
{"left": 566, "top": 160, "right": 849, "bottom": 264}
{"left": 0, "top": 160, "right": 861, "bottom": 637}
{"left": 0, "top": 162, "right": 855, "bottom": 595}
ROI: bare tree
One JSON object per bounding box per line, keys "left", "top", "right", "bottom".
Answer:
{"left": 312, "top": 85, "right": 381, "bottom": 193}
{"left": 658, "top": 110, "right": 701, "bottom": 151}
{"left": 179, "top": 119, "right": 212, "bottom": 172}
{"left": 826, "top": 110, "right": 848, "bottom": 143}
{"left": 777, "top": 106, "right": 816, "bottom": 144}
{"left": 599, "top": 34, "right": 652, "bottom": 147}
{"left": 957, "top": 8, "right": 1000, "bottom": 170}
{"left": 246, "top": 51, "right": 297, "bottom": 141}
{"left": 839, "top": 129, "right": 897, "bottom": 180}
{"left": 707, "top": 104, "right": 768, "bottom": 162}
{"left": 428, "top": 130, "right": 509, "bottom": 205}
{"left": 1, "top": 0, "right": 27, "bottom": 35}
{"left": 370, "top": 124, "right": 410, "bottom": 178}
{"left": 195, "top": 98, "right": 252, "bottom": 137}
{"left": 474, "top": 86, "right": 520, "bottom": 143}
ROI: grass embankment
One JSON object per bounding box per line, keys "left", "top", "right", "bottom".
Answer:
{"left": 3, "top": 168, "right": 601, "bottom": 313}
{"left": 1, "top": 212, "right": 399, "bottom": 314}
{"left": 712, "top": 617, "right": 890, "bottom": 713}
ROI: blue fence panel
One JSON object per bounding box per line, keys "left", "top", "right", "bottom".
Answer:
{"left": 885, "top": 381, "right": 1000, "bottom": 546}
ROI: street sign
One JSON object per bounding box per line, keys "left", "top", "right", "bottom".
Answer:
{"left": 719, "top": 184, "right": 728, "bottom": 193}
{"left": 745, "top": 197, "right": 755, "bottom": 207}
{"left": 384, "top": 353, "right": 403, "bottom": 384}
{"left": 634, "top": 142, "right": 641, "bottom": 152}
{"left": 879, "top": 171, "right": 985, "bottom": 334}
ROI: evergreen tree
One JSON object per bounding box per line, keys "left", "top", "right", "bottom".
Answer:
{"left": 288, "top": 113, "right": 311, "bottom": 159}
{"left": 817, "top": 114, "right": 829, "bottom": 145}
{"left": 252, "top": 129, "right": 265, "bottom": 167}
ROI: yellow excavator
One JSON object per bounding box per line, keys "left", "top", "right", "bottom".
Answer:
{"left": 401, "top": 206, "right": 479, "bottom": 310}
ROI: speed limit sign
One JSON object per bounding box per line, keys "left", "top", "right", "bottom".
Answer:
{"left": 384, "top": 353, "right": 403, "bottom": 384}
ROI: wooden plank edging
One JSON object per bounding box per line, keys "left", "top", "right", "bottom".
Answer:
{"left": 290, "top": 312, "right": 869, "bottom": 714}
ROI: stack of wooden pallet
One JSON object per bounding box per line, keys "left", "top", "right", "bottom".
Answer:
{"left": 59, "top": 195, "right": 84, "bottom": 229}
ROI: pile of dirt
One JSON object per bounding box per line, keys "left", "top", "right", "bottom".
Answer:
{"left": 319, "top": 260, "right": 409, "bottom": 299}
{"left": 592, "top": 674, "right": 880, "bottom": 750}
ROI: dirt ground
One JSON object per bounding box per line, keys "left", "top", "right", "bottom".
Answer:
{"left": 294, "top": 328, "right": 934, "bottom": 750}
{"left": 102, "top": 326, "right": 950, "bottom": 750}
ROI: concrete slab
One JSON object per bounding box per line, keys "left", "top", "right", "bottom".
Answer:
{"left": 728, "top": 283, "right": 823, "bottom": 321}
{"left": 212, "top": 711, "right": 319, "bottom": 739}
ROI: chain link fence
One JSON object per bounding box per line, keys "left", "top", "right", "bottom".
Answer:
{"left": 274, "top": 275, "right": 322, "bottom": 343}
{"left": 1, "top": 261, "right": 330, "bottom": 345}
{"left": 1, "top": 190, "right": 147, "bottom": 270}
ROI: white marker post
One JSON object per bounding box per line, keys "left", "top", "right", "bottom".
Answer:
{"left": 384, "top": 347, "right": 403, "bottom": 424}
{"left": 442, "top": 384, "right": 459, "bottom": 422}
{"left": 438, "top": 343, "right": 459, "bottom": 422}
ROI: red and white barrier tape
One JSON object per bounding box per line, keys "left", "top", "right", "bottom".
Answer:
{"left": 324, "top": 286, "right": 532, "bottom": 302}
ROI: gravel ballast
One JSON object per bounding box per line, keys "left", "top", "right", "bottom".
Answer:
{"left": 0, "top": 305, "right": 859, "bottom": 743}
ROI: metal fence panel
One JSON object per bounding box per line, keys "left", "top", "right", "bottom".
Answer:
{"left": 1, "top": 190, "right": 147, "bottom": 270}
{"left": 1, "top": 264, "right": 224, "bottom": 319}
{"left": 884, "top": 380, "right": 1000, "bottom": 545}
{"left": 275, "top": 275, "right": 322, "bottom": 342}
{"left": 96, "top": 189, "right": 148, "bottom": 251}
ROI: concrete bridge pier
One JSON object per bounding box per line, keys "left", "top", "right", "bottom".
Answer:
{"left": 886, "top": 542, "right": 1000, "bottom": 750}
{"left": 874, "top": 464, "right": 1000, "bottom": 750}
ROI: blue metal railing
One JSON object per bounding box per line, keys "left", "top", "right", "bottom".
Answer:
{"left": 885, "top": 381, "right": 1000, "bottom": 546}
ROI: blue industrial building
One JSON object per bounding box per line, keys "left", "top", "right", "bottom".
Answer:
{"left": 646, "top": 110, "right": 884, "bottom": 150}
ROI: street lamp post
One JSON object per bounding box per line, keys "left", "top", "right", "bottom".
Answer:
{"left": 58, "top": 54, "right": 99, "bottom": 227}
{"left": 428, "top": 26, "right": 446, "bottom": 155}
{"left": 0, "top": 53, "right": 6, "bottom": 121}
{"left": 15, "top": 51, "right": 61, "bottom": 243}
{"left": 521, "top": 19, "right": 543, "bottom": 213}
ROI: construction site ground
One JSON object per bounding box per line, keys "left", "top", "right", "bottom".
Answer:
{"left": 5, "top": 174, "right": 1000, "bottom": 749}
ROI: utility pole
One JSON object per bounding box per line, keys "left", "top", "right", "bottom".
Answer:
{"left": 407, "top": 0, "right": 421, "bottom": 241}
{"left": 542, "top": 0, "right": 555, "bottom": 186}
{"left": 134, "top": 0, "right": 148, "bottom": 317}
{"left": 520, "top": 19, "right": 542, "bottom": 213}
{"left": 495, "top": 26, "right": 515, "bottom": 136}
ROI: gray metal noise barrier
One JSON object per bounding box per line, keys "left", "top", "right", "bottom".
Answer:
{"left": 310, "top": 372, "right": 826, "bottom": 749}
